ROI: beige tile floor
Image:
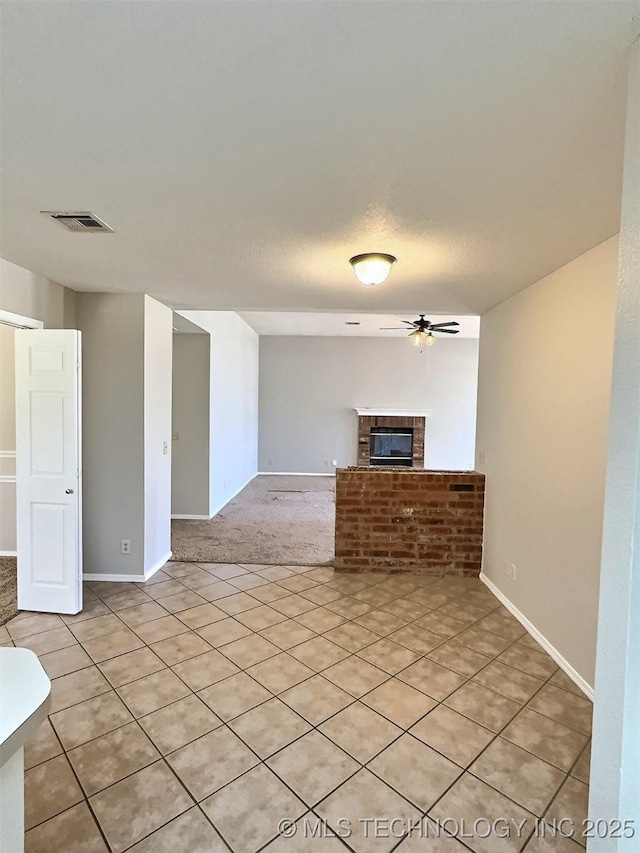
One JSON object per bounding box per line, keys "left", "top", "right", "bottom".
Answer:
{"left": 2, "top": 563, "right": 592, "bottom": 853}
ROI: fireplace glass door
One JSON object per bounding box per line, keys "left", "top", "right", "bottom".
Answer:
{"left": 370, "top": 427, "right": 414, "bottom": 466}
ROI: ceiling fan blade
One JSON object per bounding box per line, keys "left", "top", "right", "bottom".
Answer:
{"left": 429, "top": 321, "right": 460, "bottom": 329}
{"left": 401, "top": 320, "right": 419, "bottom": 326}
{"left": 434, "top": 328, "right": 460, "bottom": 334}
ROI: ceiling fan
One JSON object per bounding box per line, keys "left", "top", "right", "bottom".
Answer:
{"left": 380, "top": 315, "right": 460, "bottom": 346}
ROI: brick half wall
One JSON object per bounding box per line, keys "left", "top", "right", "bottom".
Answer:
{"left": 334, "top": 468, "right": 485, "bottom": 576}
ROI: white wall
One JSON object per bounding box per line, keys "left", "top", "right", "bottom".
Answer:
{"left": 77, "top": 293, "right": 172, "bottom": 578}
{"left": 179, "top": 311, "right": 259, "bottom": 515}
{"left": 590, "top": 42, "right": 640, "bottom": 845}
{"left": 475, "top": 235, "right": 619, "bottom": 689}
{"left": 258, "top": 336, "right": 479, "bottom": 473}
{"left": 143, "top": 295, "right": 173, "bottom": 574}
{"left": 0, "top": 257, "right": 77, "bottom": 555}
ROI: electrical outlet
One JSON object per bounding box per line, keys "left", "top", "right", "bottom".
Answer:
{"left": 162, "top": 441, "right": 169, "bottom": 455}
{"left": 121, "top": 540, "right": 131, "bottom": 555}
{"left": 504, "top": 560, "right": 516, "bottom": 581}
{"left": 324, "top": 460, "right": 329, "bottom": 467}
{"left": 478, "top": 450, "right": 486, "bottom": 465}
{"left": 172, "top": 431, "right": 179, "bottom": 441}
{"left": 332, "top": 459, "right": 338, "bottom": 467}
{"left": 268, "top": 458, "right": 273, "bottom": 466}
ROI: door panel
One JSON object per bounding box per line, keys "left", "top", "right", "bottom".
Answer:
{"left": 15, "top": 330, "right": 82, "bottom": 614}
{"left": 31, "top": 503, "right": 66, "bottom": 584}
{"left": 30, "top": 392, "right": 66, "bottom": 473}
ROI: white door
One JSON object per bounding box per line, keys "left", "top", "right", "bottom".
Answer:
{"left": 15, "top": 330, "right": 82, "bottom": 614}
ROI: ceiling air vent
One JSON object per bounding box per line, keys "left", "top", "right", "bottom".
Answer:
{"left": 42, "top": 211, "right": 114, "bottom": 232}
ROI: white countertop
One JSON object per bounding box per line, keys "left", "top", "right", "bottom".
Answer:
{"left": 0, "top": 648, "right": 51, "bottom": 766}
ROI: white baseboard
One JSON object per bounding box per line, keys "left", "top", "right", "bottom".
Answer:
{"left": 257, "top": 471, "right": 337, "bottom": 476}
{"left": 209, "top": 472, "right": 257, "bottom": 518}
{"left": 84, "top": 572, "right": 146, "bottom": 583}
{"left": 84, "top": 551, "right": 172, "bottom": 585}
{"left": 480, "top": 572, "right": 594, "bottom": 701}
{"left": 144, "top": 550, "right": 172, "bottom": 581}
{"left": 171, "top": 514, "right": 211, "bottom": 520}
{"left": 0, "top": 551, "right": 17, "bottom": 557}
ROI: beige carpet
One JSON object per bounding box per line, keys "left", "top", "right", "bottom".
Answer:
{"left": 0, "top": 556, "right": 18, "bottom": 626}
{"left": 171, "top": 475, "right": 335, "bottom": 565}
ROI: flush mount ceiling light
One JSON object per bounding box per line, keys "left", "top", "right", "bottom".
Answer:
{"left": 349, "top": 253, "right": 396, "bottom": 287}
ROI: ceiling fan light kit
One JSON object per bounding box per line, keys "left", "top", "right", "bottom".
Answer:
{"left": 379, "top": 314, "right": 460, "bottom": 347}
{"left": 349, "top": 253, "right": 397, "bottom": 286}
{"left": 410, "top": 330, "right": 436, "bottom": 347}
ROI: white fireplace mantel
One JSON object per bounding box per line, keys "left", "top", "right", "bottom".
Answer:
{"left": 354, "top": 408, "right": 433, "bottom": 417}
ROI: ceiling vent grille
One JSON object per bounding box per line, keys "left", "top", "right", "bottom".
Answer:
{"left": 42, "top": 211, "right": 114, "bottom": 232}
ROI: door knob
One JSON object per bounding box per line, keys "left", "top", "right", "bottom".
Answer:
{"left": 65, "top": 488, "right": 74, "bottom": 494}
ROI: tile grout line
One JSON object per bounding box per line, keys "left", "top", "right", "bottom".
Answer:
{"left": 28, "top": 569, "right": 589, "bottom": 754}
{"left": 18, "top": 562, "right": 590, "bottom": 852}
{"left": 22, "top": 571, "right": 591, "bottom": 745}
{"left": 38, "top": 661, "right": 587, "bottom": 850}
{"left": 182, "top": 566, "right": 591, "bottom": 849}
{"left": 180, "top": 575, "right": 584, "bottom": 846}
{"left": 27, "top": 569, "right": 444, "bottom": 843}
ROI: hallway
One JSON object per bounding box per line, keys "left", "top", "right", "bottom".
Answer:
{"left": 4, "top": 562, "right": 591, "bottom": 852}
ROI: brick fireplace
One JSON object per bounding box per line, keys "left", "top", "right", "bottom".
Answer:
{"left": 356, "top": 409, "right": 427, "bottom": 468}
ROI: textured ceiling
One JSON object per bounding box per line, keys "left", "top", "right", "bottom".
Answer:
{"left": 238, "top": 312, "right": 480, "bottom": 338}
{"left": 1, "top": 1, "right": 638, "bottom": 314}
